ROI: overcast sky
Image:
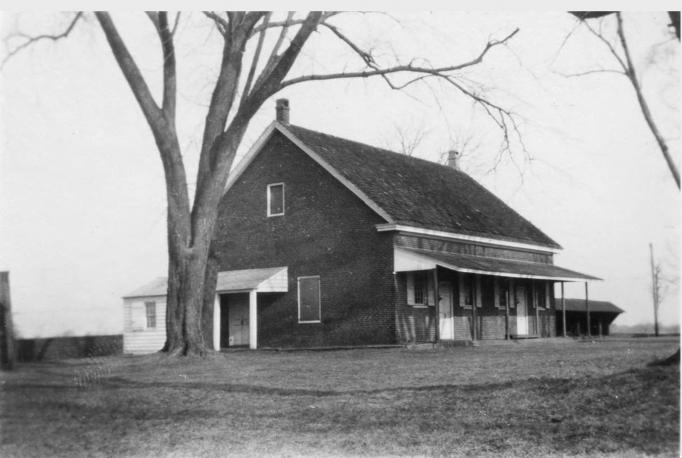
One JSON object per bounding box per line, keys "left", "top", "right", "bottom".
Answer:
{"left": 1, "top": 10, "right": 679, "bottom": 337}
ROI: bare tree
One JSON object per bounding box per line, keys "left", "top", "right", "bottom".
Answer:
{"left": 384, "top": 122, "right": 430, "bottom": 157}
{"left": 568, "top": 12, "right": 680, "bottom": 189}
{"left": 3, "top": 11, "right": 521, "bottom": 356}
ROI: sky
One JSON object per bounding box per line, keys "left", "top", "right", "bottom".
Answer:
{"left": 0, "top": 10, "right": 679, "bottom": 338}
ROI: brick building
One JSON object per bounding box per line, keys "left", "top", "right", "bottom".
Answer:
{"left": 123, "top": 100, "right": 597, "bottom": 353}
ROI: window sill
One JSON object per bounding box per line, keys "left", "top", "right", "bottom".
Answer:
{"left": 298, "top": 320, "right": 321, "bottom": 324}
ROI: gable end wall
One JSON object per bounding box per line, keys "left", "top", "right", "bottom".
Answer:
{"left": 214, "top": 131, "right": 396, "bottom": 348}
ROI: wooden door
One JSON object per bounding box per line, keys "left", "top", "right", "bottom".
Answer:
{"left": 225, "top": 294, "right": 250, "bottom": 347}
{"left": 516, "top": 285, "right": 529, "bottom": 336}
{"left": 438, "top": 282, "right": 454, "bottom": 340}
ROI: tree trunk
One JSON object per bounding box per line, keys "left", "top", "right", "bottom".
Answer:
{"left": 162, "top": 209, "right": 215, "bottom": 356}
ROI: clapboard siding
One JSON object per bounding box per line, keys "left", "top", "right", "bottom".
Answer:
{"left": 123, "top": 296, "right": 166, "bottom": 354}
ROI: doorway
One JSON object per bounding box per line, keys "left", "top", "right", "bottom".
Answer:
{"left": 438, "top": 281, "right": 454, "bottom": 340}
{"left": 515, "top": 285, "right": 529, "bottom": 336}
{"left": 220, "top": 293, "right": 250, "bottom": 347}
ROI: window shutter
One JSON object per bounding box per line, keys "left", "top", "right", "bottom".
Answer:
{"left": 131, "top": 302, "right": 146, "bottom": 331}
{"left": 406, "top": 273, "right": 415, "bottom": 305}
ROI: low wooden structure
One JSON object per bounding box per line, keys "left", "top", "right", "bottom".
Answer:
{"left": 556, "top": 299, "right": 624, "bottom": 337}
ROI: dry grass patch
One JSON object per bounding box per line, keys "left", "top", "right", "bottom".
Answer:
{"left": 0, "top": 337, "right": 678, "bottom": 457}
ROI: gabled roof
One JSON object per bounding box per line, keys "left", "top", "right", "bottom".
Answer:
{"left": 560, "top": 299, "right": 624, "bottom": 314}
{"left": 227, "top": 122, "right": 561, "bottom": 249}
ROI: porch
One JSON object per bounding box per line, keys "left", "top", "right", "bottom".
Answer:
{"left": 211, "top": 266, "right": 288, "bottom": 350}
{"left": 394, "top": 247, "right": 599, "bottom": 344}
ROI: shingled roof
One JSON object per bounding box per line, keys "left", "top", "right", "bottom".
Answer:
{"left": 560, "top": 299, "right": 624, "bottom": 314}
{"left": 285, "top": 124, "right": 561, "bottom": 249}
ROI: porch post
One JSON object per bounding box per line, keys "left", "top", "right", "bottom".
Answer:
{"left": 504, "top": 280, "right": 510, "bottom": 340}
{"left": 249, "top": 289, "right": 258, "bottom": 349}
{"left": 585, "top": 282, "right": 591, "bottom": 338}
{"left": 433, "top": 268, "right": 440, "bottom": 343}
{"left": 561, "top": 282, "right": 566, "bottom": 337}
{"left": 533, "top": 282, "right": 539, "bottom": 336}
{"left": 213, "top": 294, "right": 221, "bottom": 351}
{"left": 471, "top": 276, "right": 477, "bottom": 341}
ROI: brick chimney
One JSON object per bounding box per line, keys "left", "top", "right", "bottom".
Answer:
{"left": 447, "top": 150, "right": 461, "bottom": 170}
{"left": 275, "top": 98, "right": 290, "bottom": 124}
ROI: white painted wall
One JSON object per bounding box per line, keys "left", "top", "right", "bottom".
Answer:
{"left": 122, "top": 295, "right": 166, "bottom": 354}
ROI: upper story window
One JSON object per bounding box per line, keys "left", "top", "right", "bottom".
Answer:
{"left": 144, "top": 301, "right": 156, "bottom": 329}
{"left": 267, "top": 183, "right": 285, "bottom": 216}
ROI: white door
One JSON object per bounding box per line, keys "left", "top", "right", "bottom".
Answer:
{"left": 516, "top": 285, "right": 528, "bottom": 336}
{"left": 438, "top": 282, "right": 454, "bottom": 340}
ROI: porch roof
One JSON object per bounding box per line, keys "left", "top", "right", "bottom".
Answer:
{"left": 123, "top": 266, "right": 288, "bottom": 298}
{"left": 394, "top": 247, "right": 600, "bottom": 282}
{"left": 216, "top": 266, "right": 288, "bottom": 293}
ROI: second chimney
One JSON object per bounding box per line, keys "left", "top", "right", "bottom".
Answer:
{"left": 276, "top": 98, "right": 290, "bottom": 124}
{"left": 447, "top": 150, "right": 461, "bottom": 170}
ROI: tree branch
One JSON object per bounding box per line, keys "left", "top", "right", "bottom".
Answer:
{"left": 1, "top": 12, "right": 83, "bottom": 69}
{"left": 241, "top": 12, "right": 271, "bottom": 101}
{"left": 281, "top": 28, "right": 519, "bottom": 88}
{"left": 615, "top": 12, "right": 680, "bottom": 188}
{"left": 95, "top": 12, "right": 162, "bottom": 129}
{"left": 157, "top": 12, "right": 177, "bottom": 122}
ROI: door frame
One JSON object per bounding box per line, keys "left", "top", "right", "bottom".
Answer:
{"left": 213, "top": 290, "right": 258, "bottom": 350}
{"left": 515, "top": 285, "right": 529, "bottom": 336}
{"left": 438, "top": 281, "right": 454, "bottom": 340}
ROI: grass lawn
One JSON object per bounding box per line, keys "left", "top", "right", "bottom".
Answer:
{"left": 1, "top": 337, "right": 679, "bottom": 457}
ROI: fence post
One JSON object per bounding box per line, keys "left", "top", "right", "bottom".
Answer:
{"left": 1, "top": 271, "right": 16, "bottom": 370}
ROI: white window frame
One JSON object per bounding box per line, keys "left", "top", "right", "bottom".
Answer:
{"left": 144, "top": 301, "right": 156, "bottom": 329}
{"left": 267, "top": 182, "right": 285, "bottom": 217}
{"left": 297, "top": 276, "right": 321, "bottom": 324}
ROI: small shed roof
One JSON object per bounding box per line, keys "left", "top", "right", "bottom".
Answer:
{"left": 559, "top": 299, "right": 624, "bottom": 314}
{"left": 394, "top": 247, "right": 599, "bottom": 282}
{"left": 123, "top": 267, "right": 288, "bottom": 298}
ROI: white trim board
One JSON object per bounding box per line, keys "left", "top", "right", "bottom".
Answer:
{"left": 378, "top": 224, "right": 560, "bottom": 254}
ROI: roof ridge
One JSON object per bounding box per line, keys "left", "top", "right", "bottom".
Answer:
{"left": 287, "top": 123, "right": 462, "bottom": 173}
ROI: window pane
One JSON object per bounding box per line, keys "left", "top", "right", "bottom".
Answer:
{"left": 299, "top": 277, "right": 320, "bottom": 322}
{"left": 269, "top": 184, "right": 284, "bottom": 215}
{"left": 414, "top": 272, "right": 426, "bottom": 304}
{"left": 145, "top": 302, "right": 156, "bottom": 328}
{"left": 499, "top": 279, "right": 508, "bottom": 307}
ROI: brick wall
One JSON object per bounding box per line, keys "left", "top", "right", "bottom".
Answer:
{"left": 214, "top": 131, "right": 396, "bottom": 348}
